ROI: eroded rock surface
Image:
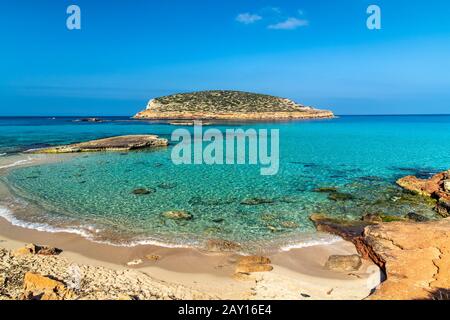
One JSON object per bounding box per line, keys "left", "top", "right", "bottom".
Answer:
{"left": 397, "top": 170, "right": 450, "bottom": 217}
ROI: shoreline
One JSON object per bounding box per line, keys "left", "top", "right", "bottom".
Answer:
{"left": 0, "top": 216, "right": 380, "bottom": 300}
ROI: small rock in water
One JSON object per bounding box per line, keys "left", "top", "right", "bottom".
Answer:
{"left": 162, "top": 210, "right": 193, "bottom": 220}
{"left": 406, "top": 212, "right": 430, "bottom": 222}
{"left": 212, "top": 218, "right": 225, "bottom": 224}
{"left": 206, "top": 239, "right": 241, "bottom": 252}
{"left": 301, "top": 293, "right": 311, "bottom": 298}
{"left": 361, "top": 213, "right": 383, "bottom": 223}
{"left": 132, "top": 188, "right": 155, "bottom": 195}
{"left": 314, "top": 187, "right": 338, "bottom": 193}
{"left": 240, "top": 197, "right": 274, "bottom": 206}
{"left": 328, "top": 192, "right": 354, "bottom": 201}
{"left": 325, "top": 254, "right": 362, "bottom": 272}
{"left": 280, "top": 221, "right": 299, "bottom": 229}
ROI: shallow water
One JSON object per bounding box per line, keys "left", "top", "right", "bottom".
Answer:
{"left": 0, "top": 116, "right": 449, "bottom": 252}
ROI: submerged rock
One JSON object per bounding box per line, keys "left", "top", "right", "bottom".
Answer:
{"left": 314, "top": 187, "right": 354, "bottom": 201}
{"left": 205, "top": 239, "right": 241, "bottom": 252}
{"left": 157, "top": 182, "right": 177, "bottom": 190}
{"left": 240, "top": 197, "right": 275, "bottom": 206}
{"left": 405, "top": 212, "right": 430, "bottom": 222}
{"left": 162, "top": 210, "right": 193, "bottom": 220}
{"left": 325, "top": 255, "right": 362, "bottom": 272}
{"left": 362, "top": 213, "right": 383, "bottom": 224}
{"left": 132, "top": 188, "right": 155, "bottom": 195}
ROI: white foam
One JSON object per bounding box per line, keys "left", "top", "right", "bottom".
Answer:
{"left": 279, "top": 236, "right": 342, "bottom": 252}
{"left": 0, "top": 153, "right": 6, "bottom": 157}
{"left": 0, "top": 204, "right": 196, "bottom": 249}
{"left": 0, "top": 158, "right": 32, "bottom": 169}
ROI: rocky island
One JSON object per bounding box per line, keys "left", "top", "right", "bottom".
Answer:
{"left": 133, "top": 90, "right": 334, "bottom": 121}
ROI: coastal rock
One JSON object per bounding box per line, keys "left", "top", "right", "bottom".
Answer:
{"left": 145, "top": 255, "right": 161, "bottom": 262}
{"left": 31, "top": 135, "right": 168, "bottom": 154}
{"left": 397, "top": 170, "right": 450, "bottom": 217}
{"left": 162, "top": 210, "right": 193, "bottom": 220}
{"left": 362, "top": 213, "right": 383, "bottom": 224}
{"left": 235, "top": 256, "right": 273, "bottom": 274}
{"left": 405, "top": 212, "right": 430, "bottom": 222}
{"left": 13, "top": 244, "right": 62, "bottom": 257}
{"left": 363, "top": 219, "right": 450, "bottom": 300}
{"left": 444, "top": 180, "right": 450, "bottom": 192}
{"left": 205, "top": 239, "right": 241, "bottom": 252}
{"left": 133, "top": 91, "right": 334, "bottom": 121}
{"left": 325, "top": 255, "right": 362, "bottom": 272}
{"left": 21, "top": 272, "right": 73, "bottom": 300}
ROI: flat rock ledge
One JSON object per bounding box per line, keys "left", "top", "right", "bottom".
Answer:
{"left": 311, "top": 214, "right": 450, "bottom": 300}
{"left": 29, "top": 135, "right": 168, "bottom": 154}
{"left": 0, "top": 247, "right": 213, "bottom": 300}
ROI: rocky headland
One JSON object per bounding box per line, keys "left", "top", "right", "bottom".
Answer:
{"left": 29, "top": 135, "right": 168, "bottom": 154}
{"left": 133, "top": 90, "right": 334, "bottom": 121}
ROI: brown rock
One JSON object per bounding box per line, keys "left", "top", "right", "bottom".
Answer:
{"left": 13, "top": 244, "right": 62, "bottom": 257}
{"left": 360, "top": 219, "right": 450, "bottom": 300}
{"left": 162, "top": 210, "right": 193, "bottom": 220}
{"left": 22, "top": 272, "right": 73, "bottom": 300}
{"left": 325, "top": 255, "right": 362, "bottom": 272}
{"left": 145, "top": 255, "right": 161, "bottom": 262}
{"left": 397, "top": 170, "right": 450, "bottom": 217}
{"left": 235, "top": 256, "right": 273, "bottom": 274}
{"left": 362, "top": 213, "right": 383, "bottom": 223}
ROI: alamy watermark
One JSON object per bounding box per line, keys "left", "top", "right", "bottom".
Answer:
{"left": 66, "top": 5, "right": 81, "bottom": 30}
{"left": 367, "top": 5, "right": 382, "bottom": 30}
{"left": 171, "top": 122, "right": 280, "bottom": 176}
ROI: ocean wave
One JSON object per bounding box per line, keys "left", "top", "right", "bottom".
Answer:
{"left": 0, "top": 158, "right": 32, "bottom": 169}
{"left": 0, "top": 204, "right": 196, "bottom": 249}
{"left": 0, "top": 153, "right": 6, "bottom": 157}
{"left": 279, "top": 236, "right": 342, "bottom": 252}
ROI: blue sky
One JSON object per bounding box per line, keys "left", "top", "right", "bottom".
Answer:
{"left": 0, "top": 0, "right": 450, "bottom": 116}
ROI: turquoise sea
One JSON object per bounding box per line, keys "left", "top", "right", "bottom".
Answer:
{"left": 0, "top": 116, "right": 449, "bottom": 252}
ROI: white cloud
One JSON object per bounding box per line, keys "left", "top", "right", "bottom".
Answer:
{"left": 268, "top": 17, "right": 309, "bottom": 30}
{"left": 236, "top": 13, "right": 262, "bottom": 24}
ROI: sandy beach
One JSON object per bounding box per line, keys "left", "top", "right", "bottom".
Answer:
{"left": 0, "top": 215, "right": 381, "bottom": 300}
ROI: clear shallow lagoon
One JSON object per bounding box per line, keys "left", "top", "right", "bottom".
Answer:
{"left": 1, "top": 116, "right": 450, "bottom": 252}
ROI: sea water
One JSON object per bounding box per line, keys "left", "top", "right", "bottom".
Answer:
{"left": 1, "top": 116, "right": 449, "bottom": 252}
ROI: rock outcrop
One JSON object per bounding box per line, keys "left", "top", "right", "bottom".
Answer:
{"left": 0, "top": 247, "right": 213, "bottom": 300}
{"left": 134, "top": 91, "right": 334, "bottom": 121}
{"left": 397, "top": 170, "right": 450, "bottom": 217}
{"left": 30, "top": 135, "right": 168, "bottom": 154}
{"left": 235, "top": 256, "right": 273, "bottom": 274}
{"left": 310, "top": 214, "right": 450, "bottom": 300}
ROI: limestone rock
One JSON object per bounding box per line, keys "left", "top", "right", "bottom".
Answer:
{"left": 30, "top": 135, "right": 168, "bottom": 154}
{"left": 235, "top": 256, "right": 273, "bottom": 274}
{"left": 325, "top": 255, "right": 362, "bottom": 272}
{"left": 21, "top": 272, "right": 73, "bottom": 300}
{"left": 126, "top": 259, "right": 143, "bottom": 267}
{"left": 162, "top": 210, "right": 193, "bottom": 220}
{"left": 397, "top": 171, "right": 450, "bottom": 217}
{"left": 13, "top": 244, "right": 62, "bottom": 257}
